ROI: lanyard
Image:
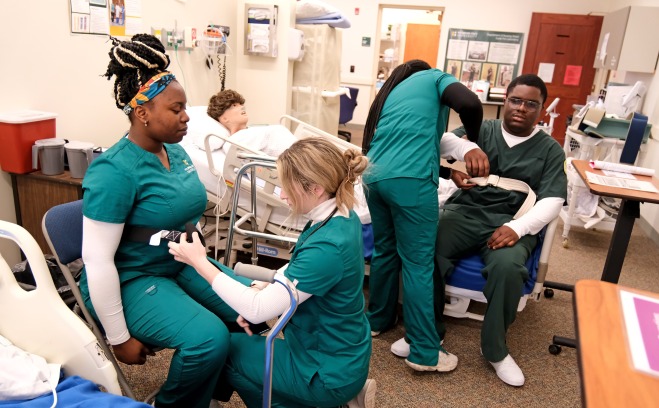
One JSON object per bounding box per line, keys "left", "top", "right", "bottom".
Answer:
{"left": 289, "top": 207, "right": 338, "bottom": 254}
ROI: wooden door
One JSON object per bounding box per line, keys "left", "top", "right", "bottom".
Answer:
{"left": 523, "top": 13, "right": 603, "bottom": 146}
{"left": 403, "top": 24, "right": 441, "bottom": 67}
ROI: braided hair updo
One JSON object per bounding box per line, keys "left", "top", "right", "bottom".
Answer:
{"left": 103, "top": 34, "right": 171, "bottom": 111}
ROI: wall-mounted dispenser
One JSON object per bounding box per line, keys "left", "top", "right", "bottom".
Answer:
{"left": 245, "top": 4, "right": 278, "bottom": 57}
{"left": 288, "top": 28, "right": 305, "bottom": 61}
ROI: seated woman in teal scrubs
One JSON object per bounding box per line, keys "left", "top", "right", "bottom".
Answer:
{"left": 169, "top": 138, "right": 375, "bottom": 408}
{"left": 80, "top": 33, "right": 247, "bottom": 408}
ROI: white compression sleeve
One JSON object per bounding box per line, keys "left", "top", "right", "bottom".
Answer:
{"left": 211, "top": 271, "right": 311, "bottom": 324}
{"left": 504, "top": 197, "right": 564, "bottom": 238}
{"left": 81, "top": 217, "right": 130, "bottom": 345}
{"left": 440, "top": 132, "right": 479, "bottom": 161}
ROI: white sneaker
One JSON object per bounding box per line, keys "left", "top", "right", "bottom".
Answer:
{"left": 391, "top": 337, "right": 443, "bottom": 358}
{"left": 391, "top": 337, "right": 410, "bottom": 357}
{"left": 489, "top": 354, "right": 525, "bottom": 386}
{"left": 405, "top": 347, "right": 457, "bottom": 372}
{"left": 370, "top": 330, "right": 381, "bottom": 337}
{"left": 345, "top": 378, "right": 376, "bottom": 408}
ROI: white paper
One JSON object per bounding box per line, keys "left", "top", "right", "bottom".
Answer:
{"left": 71, "top": 12, "right": 90, "bottom": 33}
{"left": 124, "top": 16, "right": 143, "bottom": 35}
{"left": 90, "top": 5, "right": 110, "bottom": 34}
{"left": 124, "top": 0, "right": 141, "bottom": 17}
{"left": 585, "top": 171, "right": 659, "bottom": 193}
{"left": 70, "top": 0, "right": 90, "bottom": 13}
{"left": 487, "top": 42, "right": 520, "bottom": 64}
{"left": 591, "top": 161, "right": 656, "bottom": 177}
{"left": 602, "top": 170, "right": 635, "bottom": 179}
{"left": 537, "top": 63, "right": 555, "bottom": 84}
{"left": 446, "top": 39, "right": 468, "bottom": 60}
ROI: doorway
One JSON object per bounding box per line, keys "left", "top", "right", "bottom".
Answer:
{"left": 373, "top": 6, "right": 444, "bottom": 97}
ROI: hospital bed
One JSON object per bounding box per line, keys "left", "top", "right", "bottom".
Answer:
{"left": 180, "top": 109, "right": 369, "bottom": 264}
{"left": 0, "top": 220, "right": 149, "bottom": 407}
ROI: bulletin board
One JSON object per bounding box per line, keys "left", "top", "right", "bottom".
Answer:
{"left": 444, "top": 28, "right": 524, "bottom": 90}
{"left": 69, "top": 0, "right": 143, "bottom": 36}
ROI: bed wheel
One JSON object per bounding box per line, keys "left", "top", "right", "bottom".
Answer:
{"left": 549, "top": 344, "right": 562, "bottom": 355}
{"left": 562, "top": 239, "right": 569, "bottom": 248}
{"left": 544, "top": 288, "right": 554, "bottom": 298}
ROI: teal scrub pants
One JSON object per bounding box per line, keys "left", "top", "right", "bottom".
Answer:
{"left": 83, "top": 260, "right": 249, "bottom": 408}
{"left": 434, "top": 209, "right": 537, "bottom": 363}
{"left": 365, "top": 177, "right": 441, "bottom": 366}
{"left": 221, "top": 334, "right": 366, "bottom": 408}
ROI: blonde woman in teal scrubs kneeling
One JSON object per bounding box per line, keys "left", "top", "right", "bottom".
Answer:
{"left": 169, "top": 138, "right": 375, "bottom": 408}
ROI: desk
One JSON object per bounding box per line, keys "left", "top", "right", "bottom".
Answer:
{"left": 10, "top": 171, "right": 83, "bottom": 253}
{"left": 548, "top": 160, "right": 659, "bottom": 354}
{"left": 571, "top": 160, "right": 659, "bottom": 283}
{"left": 574, "top": 280, "right": 659, "bottom": 407}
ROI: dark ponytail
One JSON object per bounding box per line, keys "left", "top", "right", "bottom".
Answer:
{"left": 362, "top": 59, "right": 432, "bottom": 153}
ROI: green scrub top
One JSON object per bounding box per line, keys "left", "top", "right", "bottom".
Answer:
{"left": 283, "top": 211, "right": 371, "bottom": 389}
{"left": 445, "top": 120, "right": 567, "bottom": 228}
{"left": 82, "top": 137, "right": 207, "bottom": 283}
{"left": 365, "top": 69, "right": 458, "bottom": 185}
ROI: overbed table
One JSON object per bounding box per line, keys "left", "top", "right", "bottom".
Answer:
{"left": 570, "top": 159, "right": 659, "bottom": 283}
{"left": 574, "top": 280, "right": 659, "bottom": 407}
{"left": 549, "top": 160, "right": 659, "bottom": 354}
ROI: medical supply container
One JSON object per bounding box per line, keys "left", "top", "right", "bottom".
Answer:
{"left": 0, "top": 110, "right": 57, "bottom": 174}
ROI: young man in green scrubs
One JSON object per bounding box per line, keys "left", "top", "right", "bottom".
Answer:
{"left": 392, "top": 74, "right": 567, "bottom": 387}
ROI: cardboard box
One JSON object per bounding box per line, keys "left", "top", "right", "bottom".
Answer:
{"left": 0, "top": 110, "right": 57, "bottom": 174}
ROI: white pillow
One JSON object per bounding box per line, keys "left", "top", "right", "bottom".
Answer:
{"left": 296, "top": 0, "right": 339, "bottom": 19}
{"left": 185, "top": 106, "right": 230, "bottom": 151}
{"left": 222, "top": 125, "right": 297, "bottom": 157}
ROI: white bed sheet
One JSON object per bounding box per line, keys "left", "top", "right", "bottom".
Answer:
{"left": 180, "top": 138, "right": 304, "bottom": 229}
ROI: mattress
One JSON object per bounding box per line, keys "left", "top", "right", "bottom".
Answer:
{"left": 180, "top": 140, "right": 305, "bottom": 230}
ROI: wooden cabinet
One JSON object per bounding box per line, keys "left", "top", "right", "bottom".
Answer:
{"left": 594, "top": 6, "right": 659, "bottom": 72}
{"left": 11, "top": 171, "right": 82, "bottom": 254}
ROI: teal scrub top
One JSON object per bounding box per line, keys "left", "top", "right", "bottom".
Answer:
{"left": 283, "top": 211, "right": 371, "bottom": 389}
{"left": 82, "top": 137, "right": 207, "bottom": 282}
{"left": 445, "top": 120, "right": 567, "bottom": 228}
{"left": 365, "top": 69, "right": 458, "bottom": 185}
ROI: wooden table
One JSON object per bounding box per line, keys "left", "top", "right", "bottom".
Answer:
{"left": 574, "top": 280, "right": 659, "bottom": 407}
{"left": 571, "top": 160, "right": 659, "bottom": 283}
{"left": 10, "top": 171, "right": 83, "bottom": 254}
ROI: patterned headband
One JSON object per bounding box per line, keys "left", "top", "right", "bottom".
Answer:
{"left": 122, "top": 71, "right": 176, "bottom": 115}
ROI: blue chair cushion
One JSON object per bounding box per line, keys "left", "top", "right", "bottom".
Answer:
{"left": 446, "top": 228, "right": 547, "bottom": 296}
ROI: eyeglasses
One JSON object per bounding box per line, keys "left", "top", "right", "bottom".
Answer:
{"left": 506, "top": 97, "right": 541, "bottom": 112}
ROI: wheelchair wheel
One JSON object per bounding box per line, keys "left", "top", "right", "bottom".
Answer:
{"left": 549, "top": 344, "right": 562, "bottom": 355}
{"left": 544, "top": 288, "right": 555, "bottom": 298}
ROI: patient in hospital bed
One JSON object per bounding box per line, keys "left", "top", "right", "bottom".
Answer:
{"left": 180, "top": 89, "right": 372, "bottom": 227}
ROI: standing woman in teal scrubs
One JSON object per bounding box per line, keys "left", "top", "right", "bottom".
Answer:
{"left": 169, "top": 138, "right": 375, "bottom": 408}
{"left": 363, "top": 59, "right": 487, "bottom": 372}
{"left": 81, "top": 34, "right": 247, "bottom": 408}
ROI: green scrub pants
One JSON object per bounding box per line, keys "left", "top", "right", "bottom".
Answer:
{"left": 220, "top": 334, "right": 367, "bottom": 408}
{"left": 434, "top": 209, "right": 537, "bottom": 363}
{"left": 365, "top": 177, "right": 441, "bottom": 366}
{"left": 83, "top": 260, "right": 249, "bottom": 408}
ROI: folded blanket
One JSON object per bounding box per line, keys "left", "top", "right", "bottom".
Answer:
{"left": 296, "top": 14, "right": 351, "bottom": 29}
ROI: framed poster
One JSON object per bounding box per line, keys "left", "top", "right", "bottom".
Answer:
{"left": 444, "top": 28, "right": 524, "bottom": 93}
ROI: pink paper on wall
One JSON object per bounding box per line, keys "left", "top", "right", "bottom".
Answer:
{"left": 564, "top": 65, "right": 582, "bottom": 86}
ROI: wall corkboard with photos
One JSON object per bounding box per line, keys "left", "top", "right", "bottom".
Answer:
{"left": 444, "top": 28, "right": 524, "bottom": 93}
